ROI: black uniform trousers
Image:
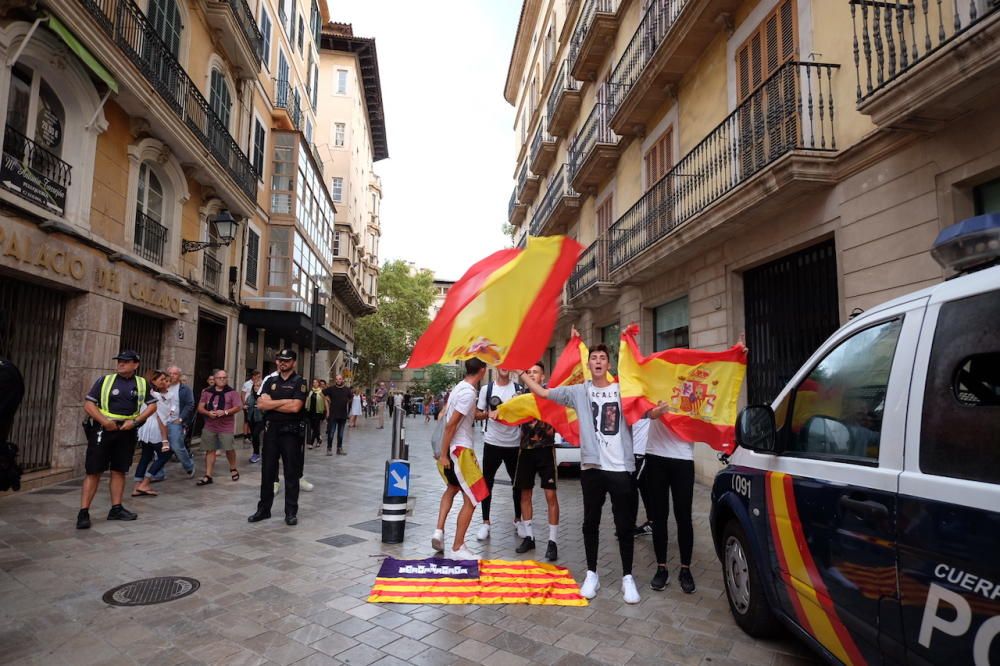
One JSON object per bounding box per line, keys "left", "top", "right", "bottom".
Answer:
{"left": 257, "top": 422, "right": 303, "bottom": 516}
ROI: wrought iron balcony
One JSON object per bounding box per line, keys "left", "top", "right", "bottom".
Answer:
{"left": 530, "top": 164, "right": 581, "bottom": 237}
{"left": 607, "top": 0, "right": 742, "bottom": 136}
{"left": 529, "top": 117, "right": 558, "bottom": 175}
{"left": 568, "top": 100, "right": 620, "bottom": 193}
{"left": 508, "top": 188, "right": 527, "bottom": 225}
{"left": 570, "top": 0, "right": 622, "bottom": 81}
{"left": 608, "top": 61, "right": 840, "bottom": 271}
{"left": 81, "top": 0, "right": 257, "bottom": 199}
{"left": 202, "top": 253, "right": 222, "bottom": 292}
{"left": 568, "top": 237, "right": 615, "bottom": 302}
{"left": 133, "top": 210, "right": 168, "bottom": 265}
{"left": 202, "top": 0, "right": 263, "bottom": 75}
{"left": 516, "top": 161, "right": 540, "bottom": 205}
{"left": 849, "top": 0, "right": 1000, "bottom": 126}
{"left": 273, "top": 78, "right": 302, "bottom": 130}
{"left": 546, "top": 60, "right": 583, "bottom": 137}
{"left": 1, "top": 124, "right": 72, "bottom": 216}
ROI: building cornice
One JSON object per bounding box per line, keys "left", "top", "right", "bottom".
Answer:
{"left": 504, "top": 0, "right": 541, "bottom": 106}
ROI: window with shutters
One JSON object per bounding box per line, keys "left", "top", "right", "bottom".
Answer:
{"left": 643, "top": 128, "right": 672, "bottom": 189}
{"left": 735, "top": 0, "right": 797, "bottom": 102}
{"left": 596, "top": 195, "right": 614, "bottom": 235}
{"left": 246, "top": 228, "right": 260, "bottom": 288}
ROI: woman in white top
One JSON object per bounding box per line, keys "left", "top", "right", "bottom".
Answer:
{"left": 132, "top": 370, "right": 170, "bottom": 497}
{"left": 350, "top": 390, "right": 362, "bottom": 427}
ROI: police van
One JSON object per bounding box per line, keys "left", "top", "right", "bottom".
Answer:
{"left": 710, "top": 215, "right": 1000, "bottom": 665}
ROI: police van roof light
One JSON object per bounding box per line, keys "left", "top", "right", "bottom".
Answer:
{"left": 930, "top": 214, "right": 1000, "bottom": 274}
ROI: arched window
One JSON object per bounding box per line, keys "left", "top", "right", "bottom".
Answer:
{"left": 124, "top": 138, "right": 189, "bottom": 272}
{"left": 149, "top": 0, "right": 183, "bottom": 57}
{"left": 133, "top": 162, "right": 168, "bottom": 265}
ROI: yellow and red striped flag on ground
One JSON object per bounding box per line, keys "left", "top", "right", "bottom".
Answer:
{"left": 618, "top": 324, "right": 747, "bottom": 453}
{"left": 406, "top": 236, "right": 583, "bottom": 369}
{"left": 495, "top": 333, "right": 592, "bottom": 445}
{"left": 368, "top": 558, "right": 587, "bottom": 606}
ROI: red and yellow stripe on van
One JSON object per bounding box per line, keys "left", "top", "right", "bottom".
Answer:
{"left": 766, "top": 472, "right": 867, "bottom": 666}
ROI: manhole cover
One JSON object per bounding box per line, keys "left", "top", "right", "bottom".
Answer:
{"left": 102, "top": 576, "right": 200, "bottom": 606}
{"left": 317, "top": 534, "right": 367, "bottom": 547}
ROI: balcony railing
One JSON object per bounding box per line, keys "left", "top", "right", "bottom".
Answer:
{"left": 608, "top": 61, "right": 840, "bottom": 271}
{"left": 531, "top": 164, "right": 579, "bottom": 236}
{"left": 568, "top": 237, "right": 609, "bottom": 299}
{"left": 850, "top": 0, "right": 1000, "bottom": 102}
{"left": 568, "top": 101, "right": 619, "bottom": 187}
{"left": 529, "top": 117, "right": 557, "bottom": 174}
{"left": 508, "top": 190, "right": 517, "bottom": 219}
{"left": 133, "top": 210, "right": 168, "bottom": 265}
{"left": 203, "top": 253, "right": 222, "bottom": 292}
{"left": 608, "top": 0, "right": 688, "bottom": 115}
{"left": 1, "top": 124, "right": 72, "bottom": 214}
{"left": 219, "top": 0, "right": 263, "bottom": 65}
{"left": 81, "top": 0, "right": 257, "bottom": 200}
{"left": 570, "top": 0, "right": 620, "bottom": 77}
{"left": 547, "top": 60, "right": 580, "bottom": 120}
{"left": 273, "top": 78, "right": 302, "bottom": 129}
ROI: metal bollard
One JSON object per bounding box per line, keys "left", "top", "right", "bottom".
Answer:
{"left": 382, "top": 395, "right": 409, "bottom": 543}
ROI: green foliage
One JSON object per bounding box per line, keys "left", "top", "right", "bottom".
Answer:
{"left": 427, "top": 364, "right": 461, "bottom": 395}
{"left": 354, "top": 260, "right": 435, "bottom": 388}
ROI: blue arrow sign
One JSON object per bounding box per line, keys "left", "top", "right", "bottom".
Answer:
{"left": 387, "top": 461, "right": 409, "bottom": 497}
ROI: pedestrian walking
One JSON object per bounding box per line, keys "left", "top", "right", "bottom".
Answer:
{"left": 248, "top": 349, "right": 307, "bottom": 526}
{"left": 305, "top": 379, "right": 325, "bottom": 449}
{"left": 349, "top": 389, "right": 362, "bottom": 427}
{"left": 432, "top": 359, "right": 489, "bottom": 560}
{"left": 164, "top": 366, "right": 197, "bottom": 478}
{"left": 519, "top": 329, "right": 641, "bottom": 604}
{"left": 196, "top": 369, "right": 242, "bottom": 486}
{"left": 323, "top": 374, "right": 352, "bottom": 455}
{"left": 374, "top": 381, "right": 387, "bottom": 428}
{"left": 242, "top": 369, "right": 260, "bottom": 444}
{"left": 511, "top": 361, "right": 560, "bottom": 561}
{"left": 475, "top": 368, "right": 525, "bottom": 542}
{"left": 402, "top": 393, "right": 411, "bottom": 418}
{"left": 245, "top": 373, "right": 265, "bottom": 463}
{"left": 131, "top": 369, "right": 170, "bottom": 497}
{"left": 78, "top": 351, "right": 157, "bottom": 528}
{"left": 423, "top": 392, "right": 432, "bottom": 423}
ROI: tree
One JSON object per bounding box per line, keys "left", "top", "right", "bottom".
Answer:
{"left": 354, "top": 260, "right": 436, "bottom": 390}
{"left": 427, "top": 364, "right": 461, "bottom": 395}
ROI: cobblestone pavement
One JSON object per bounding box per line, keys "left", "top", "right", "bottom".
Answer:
{"left": 0, "top": 416, "right": 819, "bottom": 665}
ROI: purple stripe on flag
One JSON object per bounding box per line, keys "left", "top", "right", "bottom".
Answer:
{"left": 377, "top": 557, "right": 479, "bottom": 580}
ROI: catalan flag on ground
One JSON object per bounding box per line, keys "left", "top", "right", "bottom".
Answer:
{"left": 495, "top": 333, "right": 591, "bottom": 445}
{"left": 618, "top": 324, "right": 747, "bottom": 453}
{"left": 406, "top": 236, "right": 583, "bottom": 369}
{"left": 368, "top": 557, "right": 587, "bottom": 606}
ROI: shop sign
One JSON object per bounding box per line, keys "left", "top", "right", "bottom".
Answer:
{"left": 0, "top": 149, "right": 67, "bottom": 216}
{"left": 0, "top": 224, "right": 85, "bottom": 280}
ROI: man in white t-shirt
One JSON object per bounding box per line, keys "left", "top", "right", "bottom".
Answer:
{"left": 432, "top": 358, "right": 489, "bottom": 560}
{"left": 474, "top": 368, "right": 525, "bottom": 543}
{"left": 518, "top": 331, "right": 641, "bottom": 605}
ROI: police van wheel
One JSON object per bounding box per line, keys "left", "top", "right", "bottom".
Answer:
{"left": 721, "top": 520, "right": 781, "bottom": 638}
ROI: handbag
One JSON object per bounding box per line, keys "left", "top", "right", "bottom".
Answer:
{"left": 429, "top": 398, "right": 449, "bottom": 459}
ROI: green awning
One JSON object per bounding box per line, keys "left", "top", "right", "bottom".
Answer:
{"left": 45, "top": 14, "right": 118, "bottom": 94}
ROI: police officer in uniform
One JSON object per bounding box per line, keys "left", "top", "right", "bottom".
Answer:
{"left": 249, "top": 349, "right": 307, "bottom": 526}
{"left": 79, "top": 350, "right": 158, "bottom": 529}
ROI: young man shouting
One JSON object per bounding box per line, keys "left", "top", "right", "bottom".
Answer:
{"left": 518, "top": 331, "right": 640, "bottom": 604}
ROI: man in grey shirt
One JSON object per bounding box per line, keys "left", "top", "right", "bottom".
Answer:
{"left": 517, "top": 330, "right": 640, "bottom": 605}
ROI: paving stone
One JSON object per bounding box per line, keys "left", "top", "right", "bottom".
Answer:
{"left": 451, "top": 638, "right": 498, "bottom": 661}
{"left": 310, "top": 632, "right": 358, "bottom": 658}
{"left": 394, "top": 618, "right": 438, "bottom": 640}
{"left": 334, "top": 643, "right": 385, "bottom": 665}
{"left": 421, "top": 628, "right": 467, "bottom": 650}
{"left": 378, "top": 636, "right": 429, "bottom": 660}
{"left": 287, "top": 624, "right": 333, "bottom": 646}
{"left": 354, "top": 626, "right": 400, "bottom": 649}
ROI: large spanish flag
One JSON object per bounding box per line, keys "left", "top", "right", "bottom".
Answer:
{"left": 618, "top": 324, "right": 747, "bottom": 453}
{"left": 406, "top": 236, "right": 583, "bottom": 369}
{"left": 495, "top": 333, "right": 591, "bottom": 445}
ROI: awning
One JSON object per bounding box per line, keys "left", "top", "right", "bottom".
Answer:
{"left": 239, "top": 308, "right": 347, "bottom": 352}
{"left": 45, "top": 14, "right": 119, "bottom": 94}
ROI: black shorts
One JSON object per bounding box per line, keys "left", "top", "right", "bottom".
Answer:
{"left": 85, "top": 428, "right": 138, "bottom": 475}
{"left": 514, "top": 447, "right": 557, "bottom": 490}
{"left": 441, "top": 463, "right": 460, "bottom": 487}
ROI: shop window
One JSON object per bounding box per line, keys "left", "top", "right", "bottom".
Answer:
{"left": 653, "top": 297, "right": 689, "bottom": 351}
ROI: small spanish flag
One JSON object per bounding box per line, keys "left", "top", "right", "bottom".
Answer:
{"left": 406, "top": 236, "right": 583, "bottom": 369}
{"left": 495, "top": 333, "right": 591, "bottom": 444}
{"left": 368, "top": 557, "right": 587, "bottom": 606}
{"left": 618, "top": 324, "right": 747, "bottom": 453}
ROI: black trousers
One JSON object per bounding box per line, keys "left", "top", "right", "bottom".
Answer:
{"left": 480, "top": 443, "right": 522, "bottom": 523}
{"left": 636, "top": 455, "right": 653, "bottom": 523}
{"left": 257, "top": 423, "right": 302, "bottom": 516}
{"left": 308, "top": 415, "right": 323, "bottom": 445}
{"left": 327, "top": 418, "right": 347, "bottom": 450}
{"left": 643, "top": 454, "right": 695, "bottom": 566}
{"left": 249, "top": 421, "right": 265, "bottom": 455}
{"left": 581, "top": 468, "right": 638, "bottom": 576}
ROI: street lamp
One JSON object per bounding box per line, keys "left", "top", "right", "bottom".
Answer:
{"left": 181, "top": 210, "right": 239, "bottom": 253}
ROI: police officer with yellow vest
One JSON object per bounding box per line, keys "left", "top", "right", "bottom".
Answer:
{"left": 249, "top": 348, "right": 307, "bottom": 526}
{"left": 78, "top": 351, "right": 157, "bottom": 529}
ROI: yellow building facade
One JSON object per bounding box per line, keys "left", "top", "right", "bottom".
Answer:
{"left": 506, "top": 0, "right": 1000, "bottom": 482}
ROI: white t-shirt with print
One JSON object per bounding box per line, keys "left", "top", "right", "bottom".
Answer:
{"left": 584, "top": 383, "right": 628, "bottom": 472}
{"left": 477, "top": 380, "right": 521, "bottom": 448}
{"left": 446, "top": 380, "right": 478, "bottom": 453}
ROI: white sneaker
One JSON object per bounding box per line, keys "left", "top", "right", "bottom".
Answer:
{"left": 300, "top": 478, "right": 314, "bottom": 491}
{"left": 476, "top": 524, "right": 491, "bottom": 541}
{"left": 273, "top": 480, "right": 281, "bottom": 494}
{"left": 622, "top": 574, "right": 640, "bottom": 604}
{"left": 515, "top": 521, "right": 527, "bottom": 538}
{"left": 580, "top": 571, "right": 600, "bottom": 599}
{"left": 432, "top": 531, "right": 445, "bottom": 553}
{"left": 449, "top": 544, "right": 478, "bottom": 560}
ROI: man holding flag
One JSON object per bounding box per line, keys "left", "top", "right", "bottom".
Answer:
{"left": 517, "top": 330, "right": 641, "bottom": 605}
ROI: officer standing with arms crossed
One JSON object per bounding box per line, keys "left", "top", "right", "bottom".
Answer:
{"left": 248, "top": 349, "right": 307, "bottom": 526}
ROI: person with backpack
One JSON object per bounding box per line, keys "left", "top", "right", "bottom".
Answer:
{"left": 78, "top": 351, "right": 158, "bottom": 529}
{"left": 474, "top": 368, "right": 525, "bottom": 543}
{"left": 195, "top": 369, "right": 243, "bottom": 486}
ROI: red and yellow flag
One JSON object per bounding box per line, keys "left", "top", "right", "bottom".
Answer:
{"left": 618, "top": 324, "right": 747, "bottom": 453}
{"left": 495, "top": 334, "right": 591, "bottom": 445}
{"left": 406, "top": 236, "right": 583, "bottom": 369}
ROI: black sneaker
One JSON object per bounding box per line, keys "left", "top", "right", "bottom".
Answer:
{"left": 107, "top": 505, "right": 137, "bottom": 521}
{"left": 285, "top": 515, "right": 298, "bottom": 526}
{"left": 76, "top": 509, "right": 91, "bottom": 529}
{"left": 247, "top": 510, "right": 272, "bottom": 523}
{"left": 515, "top": 536, "right": 536, "bottom": 554}
{"left": 545, "top": 540, "right": 558, "bottom": 561}
{"left": 679, "top": 567, "right": 696, "bottom": 594}
{"left": 632, "top": 521, "right": 652, "bottom": 537}
{"left": 651, "top": 567, "right": 670, "bottom": 591}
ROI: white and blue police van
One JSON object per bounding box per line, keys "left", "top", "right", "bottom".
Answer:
{"left": 710, "top": 214, "right": 1000, "bottom": 665}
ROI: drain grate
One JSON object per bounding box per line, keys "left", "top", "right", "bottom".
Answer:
{"left": 317, "top": 534, "right": 366, "bottom": 547}
{"left": 102, "top": 576, "right": 200, "bottom": 606}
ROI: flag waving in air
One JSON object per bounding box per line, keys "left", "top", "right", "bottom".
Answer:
{"left": 406, "top": 236, "right": 583, "bottom": 369}
{"left": 618, "top": 324, "right": 747, "bottom": 453}
{"left": 495, "top": 333, "right": 591, "bottom": 445}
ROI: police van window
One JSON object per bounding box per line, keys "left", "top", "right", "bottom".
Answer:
{"left": 921, "top": 291, "right": 1000, "bottom": 485}
{"left": 783, "top": 319, "right": 903, "bottom": 462}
